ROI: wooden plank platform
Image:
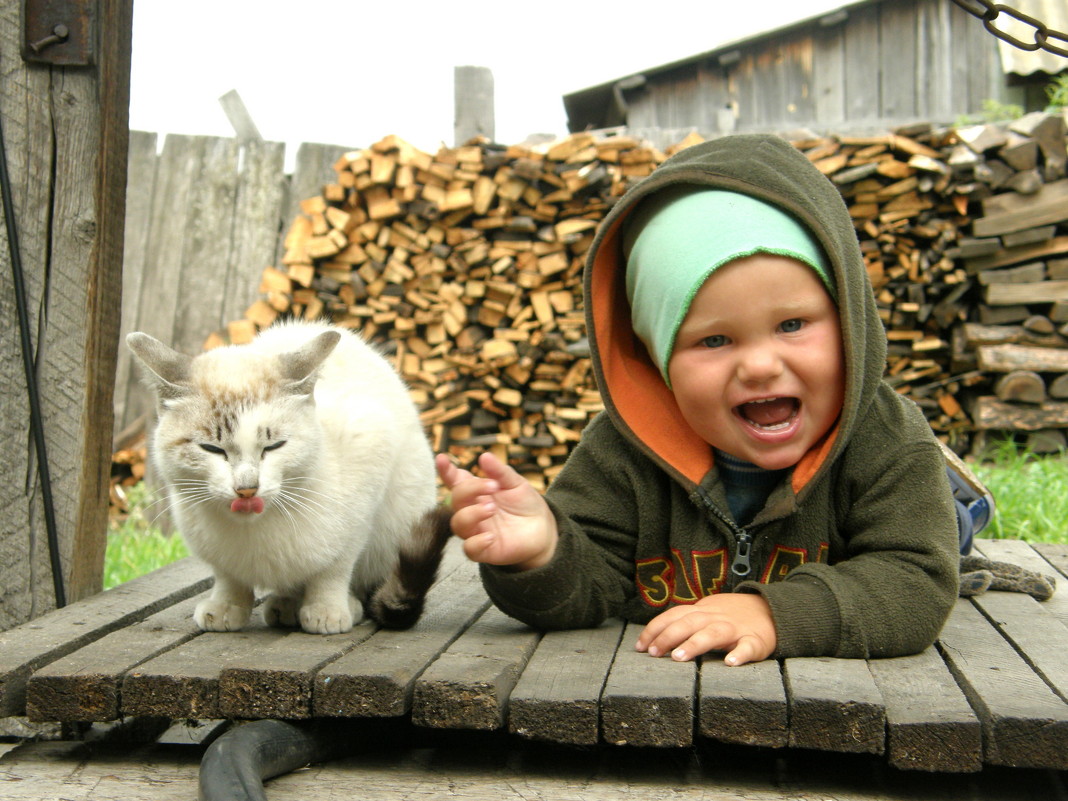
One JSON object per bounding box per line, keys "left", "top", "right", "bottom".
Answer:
{"left": 4, "top": 540, "right": 1068, "bottom": 773}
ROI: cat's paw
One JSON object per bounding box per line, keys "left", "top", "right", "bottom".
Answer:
{"left": 300, "top": 596, "right": 360, "bottom": 634}
{"left": 194, "top": 599, "right": 252, "bottom": 631}
{"left": 263, "top": 594, "right": 302, "bottom": 628}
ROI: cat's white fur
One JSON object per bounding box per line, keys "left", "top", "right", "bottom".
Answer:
{"left": 127, "top": 321, "right": 437, "bottom": 634}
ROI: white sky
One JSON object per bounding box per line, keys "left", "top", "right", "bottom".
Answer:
{"left": 129, "top": 0, "right": 845, "bottom": 165}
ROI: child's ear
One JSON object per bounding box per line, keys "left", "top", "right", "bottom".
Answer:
{"left": 126, "top": 332, "right": 192, "bottom": 402}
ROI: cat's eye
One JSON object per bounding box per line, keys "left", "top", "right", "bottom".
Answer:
{"left": 199, "top": 443, "right": 226, "bottom": 456}
{"left": 263, "top": 441, "right": 286, "bottom": 454}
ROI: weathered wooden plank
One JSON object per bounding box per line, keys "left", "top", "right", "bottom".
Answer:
{"left": 0, "top": 557, "right": 211, "bottom": 716}
{"left": 120, "top": 619, "right": 289, "bottom": 720}
{"left": 937, "top": 598, "right": 1068, "bottom": 769}
{"left": 507, "top": 620, "right": 623, "bottom": 745}
{"left": 867, "top": 646, "right": 982, "bottom": 772}
{"left": 312, "top": 556, "right": 488, "bottom": 718}
{"left": 221, "top": 139, "right": 287, "bottom": 328}
{"left": 842, "top": 2, "right": 881, "bottom": 123}
{"left": 783, "top": 656, "right": 884, "bottom": 754}
{"left": 974, "top": 539, "right": 1068, "bottom": 628}
{"left": 170, "top": 136, "right": 240, "bottom": 356}
{"left": 24, "top": 593, "right": 205, "bottom": 723}
{"left": 812, "top": 29, "right": 845, "bottom": 126}
{"left": 114, "top": 129, "right": 159, "bottom": 433}
{"left": 0, "top": 0, "right": 132, "bottom": 623}
{"left": 600, "top": 622, "right": 696, "bottom": 747}
{"left": 412, "top": 605, "right": 540, "bottom": 730}
{"left": 1032, "top": 542, "right": 1068, "bottom": 584}
{"left": 118, "top": 133, "right": 206, "bottom": 432}
{"left": 698, "top": 657, "right": 787, "bottom": 748}
{"left": 277, "top": 142, "right": 351, "bottom": 267}
{"left": 878, "top": 0, "right": 918, "bottom": 120}
{"left": 218, "top": 626, "right": 376, "bottom": 720}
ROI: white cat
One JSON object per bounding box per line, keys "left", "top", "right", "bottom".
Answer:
{"left": 127, "top": 320, "right": 450, "bottom": 634}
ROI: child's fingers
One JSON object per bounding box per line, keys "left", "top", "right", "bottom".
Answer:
{"left": 435, "top": 453, "right": 472, "bottom": 489}
{"left": 722, "top": 633, "right": 772, "bottom": 667}
{"left": 477, "top": 451, "right": 529, "bottom": 491}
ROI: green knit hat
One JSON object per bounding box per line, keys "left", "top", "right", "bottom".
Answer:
{"left": 623, "top": 186, "right": 835, "bottom": 384}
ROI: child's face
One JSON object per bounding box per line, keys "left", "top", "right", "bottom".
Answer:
{"left": 666, "top": 254, "right": 844, "bottom": 471}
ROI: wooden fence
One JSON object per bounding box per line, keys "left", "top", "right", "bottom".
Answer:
{"left": 114, "top": 131, "right": 356, "bottom": 438}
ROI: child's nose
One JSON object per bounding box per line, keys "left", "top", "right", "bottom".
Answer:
{"left": 737, "top": 345, "right": 784, "bottom": 384}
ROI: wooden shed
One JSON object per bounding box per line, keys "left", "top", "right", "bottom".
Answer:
{"left": 563, "top": 0, "right": 1067, "bottom": 141}
{"left": 0, "top": 0, "right": 132, "bottom": 628}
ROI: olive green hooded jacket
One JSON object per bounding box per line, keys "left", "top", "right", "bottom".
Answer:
{"left": 481, "top": 134, "right": 959, "bottom": 658}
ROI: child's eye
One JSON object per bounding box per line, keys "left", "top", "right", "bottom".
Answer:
{"left": 199, "top": 443, "right": 226, "bottom": 456}
{"left": 700, "top": 334, "right": 730, "bottom": 349}
{"left": 779, "top": 318, "right": 805, "bottom": 333}
{"left": 262, "top": 440, "right": 287, "bottom": 455}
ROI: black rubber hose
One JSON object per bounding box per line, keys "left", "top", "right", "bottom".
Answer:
{"left": 198, "top": 719, "right": 366, "bottom": 801}
{"left": 0, "top": 75, "right": 65, "bottom": 608}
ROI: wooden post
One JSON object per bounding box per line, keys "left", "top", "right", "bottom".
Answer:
{"left": 0, "top": 0, "right": 134, "bottom": 627}
{"left": 454, "top": 65, "right": 494, "bottom": 146}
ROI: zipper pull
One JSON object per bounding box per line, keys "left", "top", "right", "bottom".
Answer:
{"left": 731, "top": 534, "right": 752, "bottom": 577}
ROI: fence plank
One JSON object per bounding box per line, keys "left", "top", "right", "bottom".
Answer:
{"left": 114, "top": 130, "right": 159, "bottom": 434}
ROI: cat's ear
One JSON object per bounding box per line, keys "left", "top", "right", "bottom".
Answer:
{"left": 126, "top": 332, "right": 193, "bottom": 402}
{"left": 278, "top": 330, "right": 341, "bottom": 395}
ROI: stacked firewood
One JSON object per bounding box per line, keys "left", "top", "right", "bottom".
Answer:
{"left": 209, "top": 132, "right": 700, "bottom": 488}
{"left": 208, "top": 113, "right": 1066, "bottom": 489}
{"left": 803, "top": 111, "right": 1068, "bottom": 454}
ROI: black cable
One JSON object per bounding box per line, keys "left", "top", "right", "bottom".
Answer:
{"left": 0, "top": 91, "right": 66, "bottom": 608}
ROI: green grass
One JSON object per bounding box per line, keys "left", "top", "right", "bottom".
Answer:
{"left": 973, "top": 441, "right": 1068, "bottom": 545}
{"left": 104, "top": 482, "right": 188, "bottom": 590}
{"left": 103, "top": 447, "right": 1068, "bottom": 587}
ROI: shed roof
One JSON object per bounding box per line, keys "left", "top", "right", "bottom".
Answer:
{"left": 993, "top": 0, "right": 1068, "bottom": 76}
{"left": 562, "top": 0, "right": 1066, "bottom": 132}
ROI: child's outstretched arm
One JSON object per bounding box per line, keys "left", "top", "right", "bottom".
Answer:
{"left": 435, "top": 452, "right": 559, "bottom": 571}
{"left": 635, "top": 592, "right": 777, "bottom": 665}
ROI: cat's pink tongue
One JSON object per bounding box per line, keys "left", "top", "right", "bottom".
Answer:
{"left": 231, "top": 497, "right": 265, "bottom": 514}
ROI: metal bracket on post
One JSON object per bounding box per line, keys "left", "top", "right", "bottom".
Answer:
{"left": 21, "top": 0, "right": 94, "bottom": 66}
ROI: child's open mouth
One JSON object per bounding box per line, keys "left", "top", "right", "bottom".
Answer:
{"left": 736, "top": 397, "right": 800, "bottom": 432}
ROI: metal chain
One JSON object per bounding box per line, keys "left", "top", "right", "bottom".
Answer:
{"left": 950, "top": 0, "right": 1068, "bottom": 58}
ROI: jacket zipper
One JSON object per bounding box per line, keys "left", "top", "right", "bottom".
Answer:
{"left": 695, "top": 487, "right": 753, "bottom": 585}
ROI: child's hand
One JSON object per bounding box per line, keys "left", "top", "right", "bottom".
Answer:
{"left": 635, "top": 593, "right": 777, "bottom": 665}
{"left": 435, "top": 452, "right": 558, "bottom": 570}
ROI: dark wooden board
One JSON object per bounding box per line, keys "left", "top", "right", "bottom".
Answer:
{"left": 120, "top": 619, "right": 289, "bottom": 719}
{"left": 937, "top": 598, "right": 1068, "bottom": 769}
{"left": 313, "top": 557, "right": 489, "bottom": 718}
{"left": 975, "top": 538, "right": 1068, "bottom": 628}
{"left": 783, "top": 656, "right": 884, "bottom": 754}
{"left": 867, "top": 646, "right": 981, "bottom": 772}
{"left": 218, "top": 626, "right": 376, "bottom": 720}
{"left": 25, "top": 594, "right": 205, "bottom": 722}
{"left": 698, "top": 657, "right": 787, "bottom": 748}
{"left": 0, "top": 557, "right": 211, "bottom": 716}
{"left": 600, "top": 622, "right": 696, "bottom": 748}
{"left": 508, "top": 620, "right": 624, "bottom": 746}
{"left": 411, "top": 605, "right": 540, "bottom": 730}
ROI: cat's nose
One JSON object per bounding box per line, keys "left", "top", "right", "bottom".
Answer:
{"left": 235, "top": 486, "right": 259, "bottom": 499}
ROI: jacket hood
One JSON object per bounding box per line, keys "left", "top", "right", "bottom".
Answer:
{"left": 583, "top": 133, "right": 887, "bottom": 493}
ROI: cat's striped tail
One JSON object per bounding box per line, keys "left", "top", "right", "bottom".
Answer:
{"left": 367, "top": 506, "right": 453, "bottom": 629}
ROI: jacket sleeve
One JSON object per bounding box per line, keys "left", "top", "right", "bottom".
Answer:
{"left": 478, "top": 415, "right": 644, "bottom": 629}
{"left": 740, "top": 393, "right": 960, "bottom": 659}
